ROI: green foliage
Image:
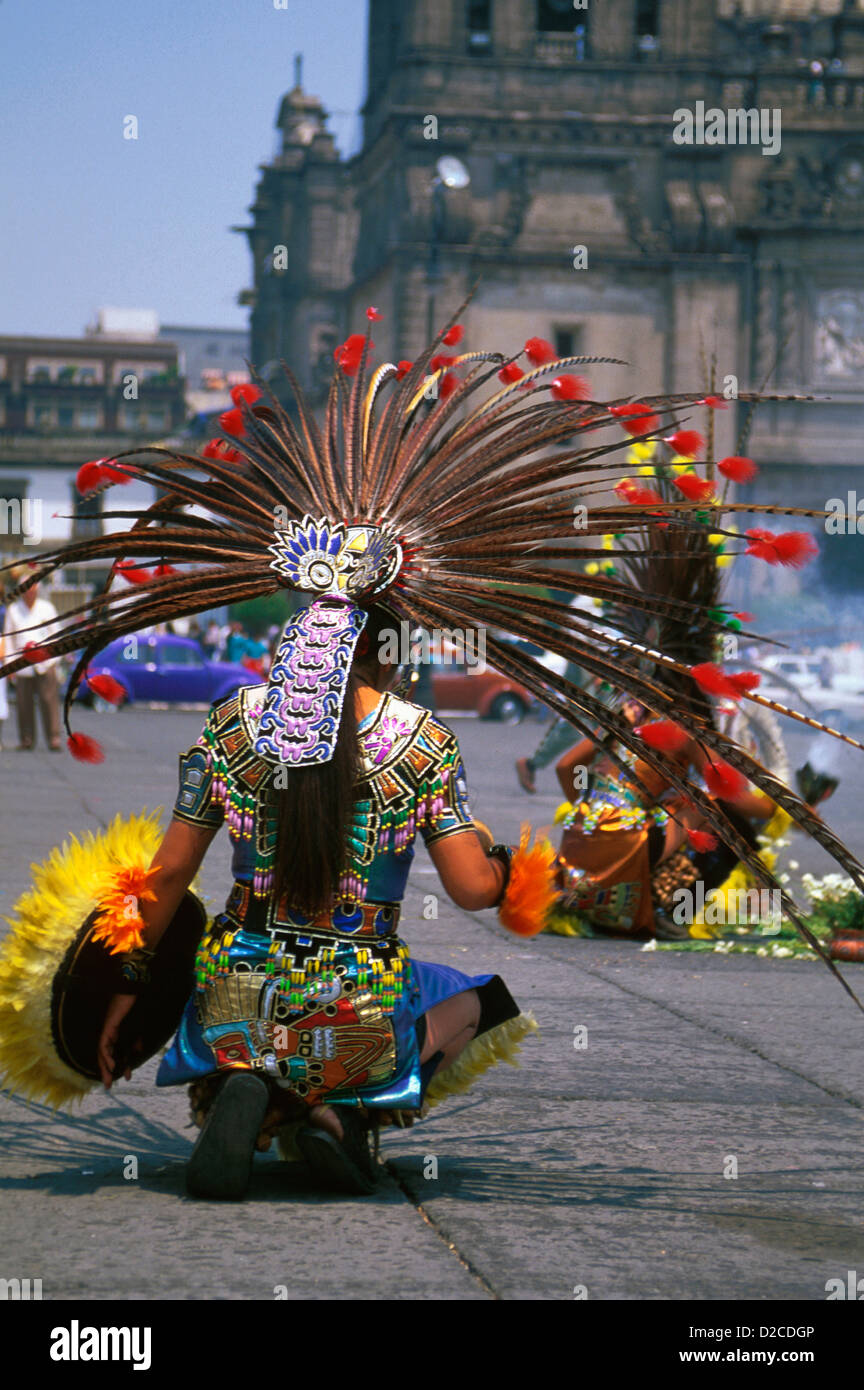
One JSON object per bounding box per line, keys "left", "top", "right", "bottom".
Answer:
{"left": 228, "top": 591, "right": 302, "bottom": 637}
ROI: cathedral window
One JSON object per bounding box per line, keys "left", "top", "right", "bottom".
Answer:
{"left": 554, "top": 326, "right": 584, "bottom": 359}
{"left": 536, "top": 0, "right": 580, "bottom": 35}
{"left": 636, "top": 0, "right": 660, "bottom": 57}
{"left": 467, "top": 0, "right": 492, "bottom": 53}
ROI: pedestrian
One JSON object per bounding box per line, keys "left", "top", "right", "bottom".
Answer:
{"left": 2, "top": 566, "right": 63, "bottom": 750}
{"left": 0, "top": 580, "right": 8, "bottom": 750}
{"left": 202, "top": 620, "right": 222, "bottom": 660}
{"left": 819, "top": 653, "right": 834, "bottom": 688}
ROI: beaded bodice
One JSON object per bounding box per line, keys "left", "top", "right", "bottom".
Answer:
{"left": 173, "top": 685, "right": 474, "bottom": 928}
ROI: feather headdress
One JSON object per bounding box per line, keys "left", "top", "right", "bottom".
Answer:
{"left": 2, "top": 297, "right": 863, "bottom": 1006}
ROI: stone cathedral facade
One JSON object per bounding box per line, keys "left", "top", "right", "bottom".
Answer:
{"left": 238, "top": 0, "right": 864, "bottom": 601}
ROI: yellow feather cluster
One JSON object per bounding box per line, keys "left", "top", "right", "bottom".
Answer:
{"left": 0, "top": 810, "right": 164, "bottom": 1108}
{"left": 425, "top": 1012, "right": 539, "bottom": 1108}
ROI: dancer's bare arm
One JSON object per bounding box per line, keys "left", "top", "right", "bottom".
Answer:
{"left": 137, "top": 818, "right": 220, "bottom": 949}
{"left": 97, "top": 819, "right": 217, "bottom": 1088}
{"left": 428, "top": 830, "right": 507, "bottom": 911}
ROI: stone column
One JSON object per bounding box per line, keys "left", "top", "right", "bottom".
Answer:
{"left": 589, "top": 0, "right": 637, "bottom": 59}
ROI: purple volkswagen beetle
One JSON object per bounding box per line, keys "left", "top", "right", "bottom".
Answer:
{"left": 73, "top": 634, "right": 261, "bottom": 706}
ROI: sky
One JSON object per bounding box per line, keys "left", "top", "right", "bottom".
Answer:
{"left": 0, "top": 0, "right": 368, "bottom": 336}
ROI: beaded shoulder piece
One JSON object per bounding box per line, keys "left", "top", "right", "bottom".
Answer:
{"left": 179, "top": 687, "right": 469, "bottom": 902}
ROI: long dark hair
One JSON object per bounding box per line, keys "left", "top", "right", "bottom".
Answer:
{"left": 272, "top": 604, "right": 394, "bottom": 915}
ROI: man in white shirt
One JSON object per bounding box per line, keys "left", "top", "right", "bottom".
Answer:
{"left": 2, "top": 571, "right": 62, "bottom": 750}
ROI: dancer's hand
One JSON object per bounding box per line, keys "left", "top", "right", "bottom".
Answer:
{"left": 98, "top": 993, "right": 137, "bottom": 1088}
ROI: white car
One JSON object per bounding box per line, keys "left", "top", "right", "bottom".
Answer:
{"left": 754, "top": 655, "right": 864, "bottom": 718}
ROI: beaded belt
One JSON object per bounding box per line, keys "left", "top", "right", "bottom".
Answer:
{"left": 223, "top": 882, "right": 401, "bottom": 939}
{"left": 279, "top": 898, "right": 401, "bottom": 939}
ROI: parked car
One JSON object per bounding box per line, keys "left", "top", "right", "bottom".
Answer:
{"left": 430, "top": 657, "right": 535, "bottom": 723}
{"left": 71, "top": 635, "right": 261, "bottom": 707}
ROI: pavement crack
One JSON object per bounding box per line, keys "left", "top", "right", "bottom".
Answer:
{"left": 383, "top": 1160, "right": 500, "bottom": 1299}
{"left": 577, "top": 962, "right": 864, "bottom": 1113}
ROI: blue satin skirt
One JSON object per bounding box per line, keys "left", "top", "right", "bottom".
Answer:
{"left": 156, "top": 923, "right": 497, "bottom": 1110}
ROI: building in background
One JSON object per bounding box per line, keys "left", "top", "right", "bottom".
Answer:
{"left": 0, "top": 312, "right": 186, "bottom": 595}
{"left": 159, "top": 323, "right": 251, "bottom": 423}
{"left": 238, "top": 0, "right": 864, "bottom": 619}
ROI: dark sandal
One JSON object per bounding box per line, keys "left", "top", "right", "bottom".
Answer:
{"left": 186, "top": 1071, "right": 270, "bottom": 1200}
{"left": 296, "top": 1109, "right": 379, "bottom": 1195}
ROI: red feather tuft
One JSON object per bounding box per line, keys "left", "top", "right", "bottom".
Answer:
{"left": 219, "top": 407, "right": 246, "bottom": 437}
{"left": 498, "top": 362, "right": 524, "bottom": 384}
{"left": 430, "top": 353, "right": 456, "bottom": 372}
{"left": 395, "top": 360, "right": 413, "bottom": 380}
{"left": 634, "top": 720, "right": 689, "bottom": 753}
{"left": 333, "top": 334, "right": 371, "bottom": 375}
{"left": 674, "top": 473, "right": 715, "bottom": 503}
{"left": 22, "top": 641, "right": 51, "bottom": 665}
{"left": 718, "top": 455, "right": 757, "bottom": 483}
{"left": 86, "top": 672, "right": 126, "bottom": 704}
{"left": 734, "top": 611, "right": 755, "bottom": 623}
{"left": 745, "top": 529, "right": 818, "bottom": 568}
{"left": 152, "top": 563, "right": 179, "bottom": 578}
{"left": 698, "top": 395, "right": 729, "bottom": 410}
{"left": 438, "top": 371, "right": 460, "bottom": 399}
{"left": 688, "top": 828, "right": 719, "bottom": 852}
{"left": 704, "top": 759, "right": 748, "bottom": 800}
{"left": 773, "top": 531, "right": 819, "bottom": 568}
{"left": 76, "top": 460, "right": 107, "bottom": 495}
{"left": 524, "top": 336, "right": 557, "bottom": 366}
{"left": 114, "top": 561, "right": 152, "bottom": 586}
{"left": 609, "top": 403, "right": 660, "bottom": 435}
{"left": 690, "top": 662, "right": 741, "bottom": 699}
{"left": 99, "top": 461, "right": 134, "bottom": 485}
{"left": 366, "top": 306, "right": 383, "bottom": 321}
{"left": 665, "top": 429, "right": 703, "bottom": 459}
{"left": 442, "top": 324, "right": 463, "bottom": 345}
{"left": 550, "top": 374, "right": 590, "bottom": 401}
{"left": 67, "top": 732, "right": 105, "bottom": 764}
{"left": 625, "top": 485, "right": 664, "bottom": 506}
{"left": 727, "top": 671, "right": 761, "bottom": 694}
{"left": 230, "top": 383, "right": 262, "bottom": 406}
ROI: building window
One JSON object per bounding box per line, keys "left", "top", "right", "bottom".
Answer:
{"left": 537, "top": 0, "right": 579, "bottom": 34}
{"left": 636, "top": 0, "right": 660, "bottom": 57}
{"left": 467, "top": 0, "right": 492, "bottom": 52}
{"left": 57, "top": 406, "right": 75, "bottom": 429}
{"left": 554, "top": 325, "right": 585, "bottom": 359}
{"left": 78, "top": 366, "right": 98, "bottom": 385}
{"left": 30, "top": 366, "right": 52, "bottom": 383}
{"left": 77, "top": 406, "right": 101, "bottom": 429}
{"left": 33, "top": 404, "right": 54, "bottom": 428}
{"left": 123, "top": 406, "right": 168, "bottom": 432}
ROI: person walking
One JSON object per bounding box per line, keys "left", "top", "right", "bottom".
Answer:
{"left": 2, "top": 568, "right": 62, "bottom": 750}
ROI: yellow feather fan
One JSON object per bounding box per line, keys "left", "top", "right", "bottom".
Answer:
{"left": 0, "top": 810, "right": 164, "bottom": 1108}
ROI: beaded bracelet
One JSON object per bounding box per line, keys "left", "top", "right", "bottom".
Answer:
{"left": 117, "top": 946, "right": 156, "bottom": 993}
{"left": 487, "top": 843, "right": 515, "bottom": 906}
